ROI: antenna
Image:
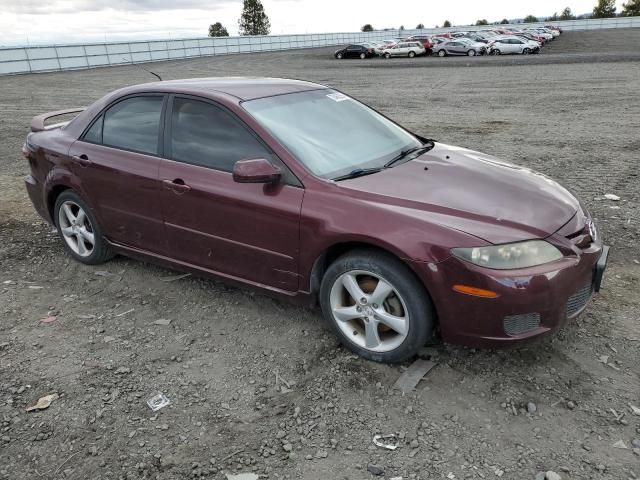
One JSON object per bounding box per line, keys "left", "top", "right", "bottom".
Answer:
{"left": 122, "top": 57, "right": 163, "bottom": 81}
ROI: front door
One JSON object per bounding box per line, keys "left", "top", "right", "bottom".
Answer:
{"left": 68, "top": 94, "right": 166, "bottom": 254}
{"left": 158, "top": 95, "right": 304, "bottom": 292}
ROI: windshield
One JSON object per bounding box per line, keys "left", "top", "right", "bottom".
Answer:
{"left": 242, "top": 89, "right": 421, "bottom": 179}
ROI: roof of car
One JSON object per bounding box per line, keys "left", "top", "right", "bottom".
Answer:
{"left": 129, "top": 77, "right": 326, "bottom": 101}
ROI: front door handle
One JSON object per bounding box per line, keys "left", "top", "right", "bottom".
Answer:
{"left": 162, "top": 179, "right": 191, "bottom": 194}
{"left": 71, "top": 154, "right": 91, "bottom": 167}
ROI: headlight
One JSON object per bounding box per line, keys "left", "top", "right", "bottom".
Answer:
{"left": 451, "top": 240, "right": 563, "bottom": 270}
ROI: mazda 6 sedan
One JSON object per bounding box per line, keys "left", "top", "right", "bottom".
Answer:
{"left": 23, "top": 77, "right": 608, "bottom": 363}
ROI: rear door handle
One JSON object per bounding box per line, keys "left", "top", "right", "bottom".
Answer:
{"left": 162, "top": 179, "right": 191, "bottom": 194}
{"left": 71, "top": 154, "right": 91, "bottom": 166}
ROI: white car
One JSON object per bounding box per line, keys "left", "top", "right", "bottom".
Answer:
{"left": 525, "top": 29, "right": 553, "bottom": 41}
{"left": 489, "top": 36, "right": 540, "bottom": 55}
{"left": 382, "top": 41, "right": 425, "bottom": 58}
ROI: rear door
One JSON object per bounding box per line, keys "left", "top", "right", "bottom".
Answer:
{"left": 68, "top": 94, "right": 167, "bottom": 254}
{"left": 158, "top": 95, "right": 304, "bottom": 292}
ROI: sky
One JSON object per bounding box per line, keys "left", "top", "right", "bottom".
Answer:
{"left": 0, "top": 0, "right": 629, "bottom": 46}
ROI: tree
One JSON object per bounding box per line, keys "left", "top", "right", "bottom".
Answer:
{"left": 560, "top": 7, "right": 576, "bottom": 20}
{"left": 416, "top": 23, "right": 425, "bottom": 29}
{"left": 523, "top": 15, "right": 539, "bottom": 23}
{"left": 399, "top": 25, "right": 405, "bottom": 30}
{"left": 443, "top": 20, "right": 451, "bottom": 27}
{"left": 361, "top": 24, "right": 374, "bottom": 32}
{"left": 547, "top": 12, "right": 560, "bottom": 21}
{"left": 475, "top": 19, "right": 489, "bottom": 25}
{"left": 500, "top": 18, "right": 509, "bottom": 24}
{"left": 621, "top": 0, "right": 640, "bottom": 16}
{"left": 238, "top": 0, "right": 270, "bottom": 36}
{"left": 592, "top": 0, "right": 616, "bottom": 18}
{"left": 208, "top": 22, "right": 229, "bottom": 37}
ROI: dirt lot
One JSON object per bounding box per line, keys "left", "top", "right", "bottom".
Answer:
{"left": 1, "top": 29, "right": 639, "bottom": 480}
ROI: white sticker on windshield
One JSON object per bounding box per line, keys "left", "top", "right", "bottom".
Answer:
{"left": 326, "top": 92, "right": 349, "bottom": 102}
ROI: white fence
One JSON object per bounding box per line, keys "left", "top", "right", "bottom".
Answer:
{"left": 1, "top": 16, "right": 638, "bottom": 76}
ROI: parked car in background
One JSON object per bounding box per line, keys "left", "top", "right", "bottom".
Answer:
{"left": 525, "top": 29, "right": 553, "bottom": 41}
{"left": 382, "top": 41, "right": 426, "bottom": 58}
{"left": 434, "top": 39, "right": 485, "bottom": 56}
{"left": 23, "top": 78, "right": 608, "bottom": 363}
{"left": 334, "top": 44, "right": 376, "bottom": 59}
{"left": 403, "top": 35, "right": 434, "bottom": 54}
{"left": 515, "top": 32, "right": 546, "bottom": 45}
{"left": 489, "top": 36, "right": 540, "bottom": 55}
{"left": 462, "top": 33, "right": 491, "bottom": 44}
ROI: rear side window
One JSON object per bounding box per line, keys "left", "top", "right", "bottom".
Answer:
{"left": 83, "top": 115, "right": 103, "bottom": 144}
{"left": 169, "top": 97, "right": 273, "bottom": 172}
{"left": 102, "top": 96, "right": 163, "bottom": 155}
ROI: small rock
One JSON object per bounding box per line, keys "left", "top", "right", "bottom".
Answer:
{"left": 535, "top": 473, "right": 546, "bottom": 480}
{"left": 153, "top": 318, "right": 172, "bottom": 326}
{"left": 545, "top": 471, "right": 562, "bottom": 480}
{"left": 314, "top": 449, "right": 327, "bottom": 459}
{"left": 409, "top": 439, "right": 419, "bottom": 448}
{"left": 604, "top": 193, "right": 620, "bottom": 201}
{"left": 612, "top": 440, "right": 628, "bottom": 449}
{"left": 282, "top": 444, "right": 292, "bottom": 452}
{"left": 631, "top": 438, "right": 640, "bottom": 448}
{"left": 103, "top": 336, "right": 115, "bottom": 343}
{"left": 367, "top": 464, "right": 384, "bottom": 476}
{"left": 527, "top": 402, "right": 537, "bottom": 414}
{"left": 566, "top": 401, "right": 576, "bottom": 410}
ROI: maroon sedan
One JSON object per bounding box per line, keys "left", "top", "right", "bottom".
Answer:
{"left": 23, "top": 78, "right": 608, "bottom": 363}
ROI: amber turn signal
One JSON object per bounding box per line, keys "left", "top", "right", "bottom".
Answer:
{"left": 452, "top": 284, "right": 499, "bottom": 298}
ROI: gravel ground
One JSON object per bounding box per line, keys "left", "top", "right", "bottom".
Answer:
{"left": 1, "top": 29, "right": 639, "bottom": 480}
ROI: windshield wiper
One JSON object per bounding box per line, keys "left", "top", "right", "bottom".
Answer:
{"left": 333, "top": 167, "right": 384, "bottom": 181}
{"left": 384, "top": 140, "right": 435, "bottom": 169}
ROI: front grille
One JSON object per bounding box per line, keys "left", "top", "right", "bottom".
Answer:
{"left": 503, "top": 313, "right": 541, "bottom": 336}
{"left": 566, "top": 284, "right": 592, "bottom": 318}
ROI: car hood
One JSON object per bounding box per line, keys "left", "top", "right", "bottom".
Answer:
{"left": 337, "top": 142, "right": 580, "bottom": 244}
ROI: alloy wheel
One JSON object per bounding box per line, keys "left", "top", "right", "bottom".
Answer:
{"left": 58, "top": 200, "right": 95, "bottom": 257}
{"left": 438, "top": 50, "right": 446, "bottom": 57}
{"left": 329, "top": 270, "right": 409, "bottom": 353}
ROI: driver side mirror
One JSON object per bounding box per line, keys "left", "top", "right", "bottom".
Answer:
{"left": 232, "top": 158, "right": 281, "bottom": 184}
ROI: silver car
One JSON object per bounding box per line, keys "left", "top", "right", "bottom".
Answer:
{"left": 433, "top": 39, "right": 485, "bottom": 57}
{"left": 382, "top": 41, "right": 426, "bottom": 58}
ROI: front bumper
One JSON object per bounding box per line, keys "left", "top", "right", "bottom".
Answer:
{"left": 414, "top": 242, "right": 609, "bottom": 347}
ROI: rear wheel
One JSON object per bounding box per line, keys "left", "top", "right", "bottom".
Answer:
{"left": 336, "top": 53, "right": 343, "bottom": 59}
{"left": 467, "top": 49, "right": 476, "bottom": 56}
{"left": 54, "top": 190, "right": 113, "bottom": 265}
{"left": 384, "top": 52, "right": 391, "bottom": 59}
{"left": 437, "top": 49, "right": 446, "bottom": 57}
{"left": 320, "top": 249, "right": 435, "bottom": 363}
{"left": 359, "top": 52, "right": 366, "bottom": 59}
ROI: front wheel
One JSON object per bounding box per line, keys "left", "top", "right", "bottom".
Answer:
{"left": 492, "top": 49, "right": 501, "bottom": 55}
{"left": 319, "top": 250, "right": 435, "bottom": 363}
{"left": 384, "top": 52, "right": 391, "bottom": 59}
{"left": 359, "top": 52, "right": 366, "bottom": 59}
{"left": 523, "top": 48, "right": 530, "bottom": 55}
{"left": 467, "top": 49, "right": 476, "bottom": 56}
{"left": 336, "top": 53, "right": 343, "bottom": 59}
{"left": 408, "top": 51, "right": 415, "bottom": 58}
{"left": 54, "top": 190, "right": 113, "bottom": 265}
{"left": 437, "top": 49, "right": 446, "bottom": 57}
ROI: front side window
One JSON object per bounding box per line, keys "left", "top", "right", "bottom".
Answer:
{"left": 102, "top": 96, "right": 163, "bottom": 155}
{"left": 243, "top": 89, "right": 422, "bottom": 180}
{"left": 169, "top": 97, "right": 273, "bottom": 172}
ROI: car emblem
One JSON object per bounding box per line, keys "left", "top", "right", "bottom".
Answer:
{"left": 588, "top": 219, "right": 597, "bottom": 241}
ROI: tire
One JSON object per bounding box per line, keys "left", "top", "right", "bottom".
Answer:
{"left": 492, "top": 49, "right": 501, "bottom": 55}
{"left": 384, "top": 52, "right": 391, "bottom": 59}
{"left": 359, "top": 52, "right": 366, "bottom": 59}
{"left": 408, "top": 51, "right": 415, "bottom": 58}
{"left": 523, "top": 48, "right": 530, "bottom": 55}
{"left": 437, "top": 49, "right": 446, "bottom": 57}
{"left": 467, "top": 49, "right": 476, "bottom": 56}
{"left": 319, "top": 249, "right": 435, "bottom": 363}
{"left": 54, "top": 190, "right": 113, "bottom": 265}
{"left": 336, "top": 53, "right": 343, "bottom": 59}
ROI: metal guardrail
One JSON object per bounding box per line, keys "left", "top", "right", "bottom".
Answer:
{"left": 1, "top": 16, "right": 639, "bottom": 76}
